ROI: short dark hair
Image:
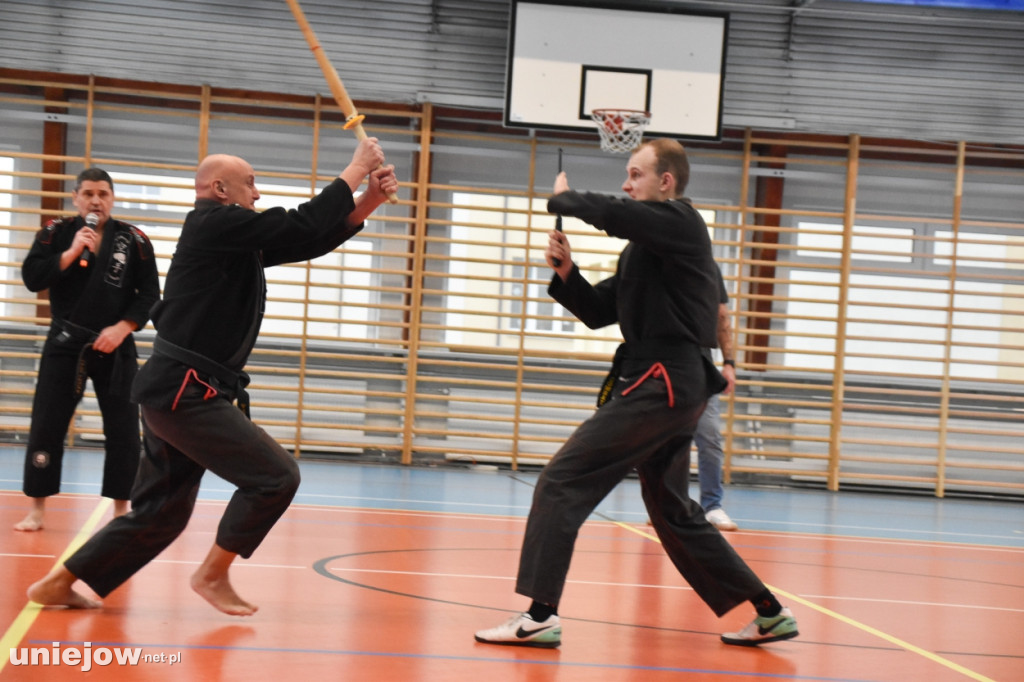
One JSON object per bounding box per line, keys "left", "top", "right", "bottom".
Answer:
{"left": 75, "top": 168, "right": 114, "bottom": 193}
{"left": 641, "top": 138, "right": 690, "bottom": 197}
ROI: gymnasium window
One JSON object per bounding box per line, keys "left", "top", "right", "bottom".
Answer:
{"left": 0, "top": 156, "right": 14, "bottom": 320}
{"left": 933, "top": 230, "right": 1024, "bottom": 270}
{"left": 508, "top": 258, "right": 574, "bottom": 333}
{"left": 780, "top": 220, "right": 1017, "bottom": 378}
{"left": 111, "top": 172, "right": 193, "bottom": 278}
{"left": 261, "top": 240, "right": 375, "bottom": 339}
{"left": 110, "top": 171, "right": 379, "bottom": 340}
{"left": 247, "top": 182, "right": 377, "bottom": 340}
{"left": 795, "top": 222, "right": 915, "bottom": 262}
{"left": 448, "top": 191, "right": 577, "bottom": 346}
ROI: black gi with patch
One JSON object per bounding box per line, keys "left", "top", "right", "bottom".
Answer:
{"left": 514, "top": 191, "right": 768, "bottom": 617}
{"left": 64, "top": 178, "right": 363, "bottom": 597}
{"left": 20, "top": 216, "right": 159, "bottom": 500}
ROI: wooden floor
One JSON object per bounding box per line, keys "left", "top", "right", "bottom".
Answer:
{"left": 2, "top": 447, "right": 1022, "bottom": 681}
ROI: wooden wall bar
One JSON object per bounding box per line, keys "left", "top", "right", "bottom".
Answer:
{"left": 1, "top": 69, "right": 1021, "bottom": 498}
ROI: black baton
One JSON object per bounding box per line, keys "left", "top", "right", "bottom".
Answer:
{"left": 552, "top": 147, "right": 564, "bottom": 268}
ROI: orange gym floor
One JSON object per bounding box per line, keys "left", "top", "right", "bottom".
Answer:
{"left": 2, "top": 447, "right": 1022, "bottom": 681}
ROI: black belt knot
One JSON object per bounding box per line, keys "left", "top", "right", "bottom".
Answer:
{"left": 153, "top": 336, "right": 251, "bottom": 418}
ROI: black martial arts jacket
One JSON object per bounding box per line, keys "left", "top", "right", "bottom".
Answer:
{"left": 132, "top": 178, "right": 362, "bottom": 411}
{"left": 22, "top": 215, "right": 159, "bottom": 335}
{"left": 547, "top": 191, "right": 727, "bottom": 404}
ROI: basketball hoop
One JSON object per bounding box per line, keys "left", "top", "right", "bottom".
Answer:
{"left": 590, "top": 108, "right": 651, "bottom": 154}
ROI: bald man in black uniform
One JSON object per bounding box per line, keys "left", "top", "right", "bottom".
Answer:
{"left": 28, "top": 138, "right": 398, "bottom": 615}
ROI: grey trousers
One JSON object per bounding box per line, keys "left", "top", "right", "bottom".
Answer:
{"left": 515, "top": 372, "right": 765, "bottom": 617}
{"left": 65, "top": 393, "right": 300, "bottom": 597}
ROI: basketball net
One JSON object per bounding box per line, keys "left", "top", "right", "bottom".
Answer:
{"left": 591, "top": 109, "right": 651, "bottom": 154}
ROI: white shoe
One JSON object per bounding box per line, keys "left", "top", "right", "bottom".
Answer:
{"left": 706, "top": 508, "right": 738, "bottom": 531}
{"left": 721, "top": 607, "right": 798, "bottom": 646}
{"left": 474, "top": 612, "right": 561, "bottom": 648}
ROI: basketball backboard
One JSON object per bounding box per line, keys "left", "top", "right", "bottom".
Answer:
{"left": 503, "top": 1, "right": 728, "bottom": 141}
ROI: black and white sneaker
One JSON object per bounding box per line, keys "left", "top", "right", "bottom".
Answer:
{"left": 721, "top": 607, "right": 799, "bottom": 646}
{"left": 474, "top": 612, "right": 562, "bottom": 648}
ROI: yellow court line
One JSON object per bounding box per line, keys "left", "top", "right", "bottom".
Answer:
{"left": 612, "top": 520, "right": 996, "bottom": 682}
{"left": 0, "top": 498, "right": 112, "bottom": 675}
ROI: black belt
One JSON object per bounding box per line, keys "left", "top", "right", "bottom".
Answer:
{"left": 153, "top": 336, "right": 251, "bottom": 417}
{"left": 597, "top": 339, "right": 704, "bottom": 407}
{"left": 53, "top": 318, "right": 98, "bottom": 346}
{"left": 51, "top": 319, "right": 135, "bottom": 400}
{"left": 54, "top": 320, "right": 100, "bottom": 401}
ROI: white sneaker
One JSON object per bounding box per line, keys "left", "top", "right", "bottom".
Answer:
{"left": 474, "top": 612, "right": 561, "bottom": 648}
{"left": 706, "top": 508, "right": 738, "bottom": 531}
{"left": 721, "top": 607, "right": 798, "bottom": 646}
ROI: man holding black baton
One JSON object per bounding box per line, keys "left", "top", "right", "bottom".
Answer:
{"left": 475, "top": 138, "right": 797, "bottom": 649}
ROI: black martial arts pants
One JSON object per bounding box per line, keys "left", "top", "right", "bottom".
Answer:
{"left": 22, "top": 341, "right": 140, "bottom": 500}
{"left": 64, "top": 394, "right": 300, "bottom": 597}
{"left": 514, "top": 363, "right": 766, "bottom": 617}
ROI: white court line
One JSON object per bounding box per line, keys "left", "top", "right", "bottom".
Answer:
{"left": 286, "top": 503, "right": 1024, "bottom": 552}
{"left": 0, "top": 547, "right": 304, "bottom": 570}
{"left": 150, "top": 559, "right": 306, "bottom": 570}
{"left": 329, "top": 566, "right": 693, "bottom": 592}
{"left": 284, "top": 495, "right": 1024, "bottom": 545}
{"left": 724, "top": 519, "right": 1023, "bottom": 544}
{"left": 328, "top": 566, "right": 1024, "bottom": 615}
{"left": 4, "top": 489, "right": 1019, "bottom": 544}
{"left": 801, "top": 593, "right": 1024, "bottom": 614}
{"left": 719, "top": 529, "right": 1024, "bottom": 555}
{"left": 287, "top": 502, "right": 530, "bottom": 525}
{"left": 5, "top": 492, "right": 1019, "bottom": 551}
{"left": 12, "top": 544, "right": 1010, "bottom": 615}
{"left": 296, "top": 491, "right": 533, "bottom": 512}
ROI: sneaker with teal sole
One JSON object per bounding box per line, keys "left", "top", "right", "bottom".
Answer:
{"left": 721, "top": 607, "right": 798, "bottom": 646}
{"left": 475, "top": 612, "right": 561, "bottom": 648}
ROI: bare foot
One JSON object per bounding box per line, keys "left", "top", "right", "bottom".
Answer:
{"left": 13, "top": 511, "right": 44, "bottom": 532}
{"left": 112, "top": 499, "right": 130, "bottom": 518}
{"left": 190, "top": 572, "right": 258, "bottom": 616}
{"left": 14, "top": 499, "right": 45, "bottom": 531}
{"left": 27, "top": 568, "right": 101, "bottom": 609}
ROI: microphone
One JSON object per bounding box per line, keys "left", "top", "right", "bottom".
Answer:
{"left": 80, "top": 213, "right": 98, "bottom": 268}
